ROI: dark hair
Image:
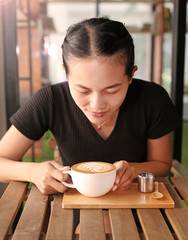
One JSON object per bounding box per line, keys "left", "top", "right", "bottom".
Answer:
{"left": 61, "top": 17, "right": 135, "bottom": 77}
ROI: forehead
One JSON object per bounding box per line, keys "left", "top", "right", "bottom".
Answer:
{"left": 69, "top": 56, "right": 125, "bottom": 74}
{"left": 67, "top": 56, "right": 127, "bottom": 88}
{"left": 68, "top": 55, "right": 125, "bottom": 72}
{"left": 68, "top": 53, "right": 126, "bottom": 68}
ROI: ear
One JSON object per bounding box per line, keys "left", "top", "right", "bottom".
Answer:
{"left": 131, "top": 65, "right": 138, "bottom": 77}
{"left": 62, "top": 64, "right": 65, "bottom": 71}
{"left": 129, "top": 66, "right": 138, "bottom": 84}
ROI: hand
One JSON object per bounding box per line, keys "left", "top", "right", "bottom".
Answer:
{"left": 112, "top": 160, "right": 135, "bottom": 191}
{"left": 30, "top": 161, "right": 70, "bottom": 194}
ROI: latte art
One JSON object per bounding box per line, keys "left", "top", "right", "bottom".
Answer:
{"left": 72, "top": 162, "right": 116, "bottom": 174}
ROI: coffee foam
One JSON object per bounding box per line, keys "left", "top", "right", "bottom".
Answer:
{"left": 72, "top": 162, "right": 116, "bottom": 174}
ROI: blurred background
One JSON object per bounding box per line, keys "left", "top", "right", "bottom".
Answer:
{"left": 0, "top": 0, "right": 188, "bottom": 169}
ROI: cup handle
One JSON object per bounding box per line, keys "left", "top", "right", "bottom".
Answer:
{"left": 61, "top": 170, "right": 75, "bottom": 188}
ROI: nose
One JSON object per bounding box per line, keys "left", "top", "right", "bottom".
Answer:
{"left": 89, "top": 93, "right": 106, "bottom": 110}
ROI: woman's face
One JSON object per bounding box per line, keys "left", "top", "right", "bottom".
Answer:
{"left": 67, "top": 57, "right": 137, "bottom": 125}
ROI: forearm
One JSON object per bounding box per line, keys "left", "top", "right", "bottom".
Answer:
{"left": 130, "top": 160, "right": 172, "bottom": 179}
{"left": 0, "top": 158, "right": 35, "bottom": 183}
{"left": 0, "top": 157, "right": 70, "bottom": 194}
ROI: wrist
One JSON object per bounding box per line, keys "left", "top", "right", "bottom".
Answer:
{"left": 24, "top": 162, "right": 38, "bottom": 183}
{"left": 129, "top": 163, "right": 138, "bottom": 179}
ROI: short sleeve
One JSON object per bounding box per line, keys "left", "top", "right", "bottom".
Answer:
{"left": 146, "top": 83, "right": 181, "bottom": 139}
{"left": 10, "top": 86, "right": 53, "bottom": 140}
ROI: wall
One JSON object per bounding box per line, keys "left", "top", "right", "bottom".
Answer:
{"left": 17, "top": 0, "right": 43, "bottom": 158}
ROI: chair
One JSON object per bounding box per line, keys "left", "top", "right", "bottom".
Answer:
{"left": 171, "top": 159, "right": 188, "bottom": 177}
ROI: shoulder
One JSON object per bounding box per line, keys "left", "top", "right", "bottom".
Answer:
{"left": 50, "top": 81, "right": 70, "bottom": 98}
{"left": 124, "top": 78, "right": 175, "bottom": 117}
{"left": 128, "top": 79, "right": 180, "bottom": 139}
{"left": 130, "top": 78, "right": 170, "bottom": 101}
{"left": 33, "top": 81, "right": 70, "bottom": 102}
{"left": 37, "top": 81, "right": 69, "bottom": 95}
{"left": 131, "top": 78, "right": 166, "bottom": 92}
{"left": 50, "top": 81, "right": 69, "bottom": 91}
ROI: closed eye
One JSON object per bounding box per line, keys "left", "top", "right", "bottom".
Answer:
{"left": 105, "top": 89, "right": 120, "bottom": 94}
{"left": 79, "top": 91, "right": 90, "bottom": 95}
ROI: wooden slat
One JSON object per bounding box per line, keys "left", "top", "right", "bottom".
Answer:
{"left": 46, "top": 194, "right": 74, "bottom": 240}
{"left": 138, "top": 177, "right": 188, "bottom": 240}
{"left": 165, "top": 208, "right": 188, "bottom": 240}
{"left": 109, "top": 209, "right": 140, "bottom": 240}
{"left": 137, "top": 209, "right": 174, "bottom": 240}
{"left": 171, "top": 160, "right": 188, "bottom": 177}
{"left": 159, "top": 177, "right": 185, "bottom": 208}
{"left": 80, "top": 209, "right": 106, "bottom": 240}
{"left": 163, "top": 177, "right": 188, "bottom": 240}
{"left": 0, "top": 181, "right": 28, "bottom": 240}
{"left": 12, "top": 185, "right": 49, "bottom": 240}
{"left": 171, "top": 176, "right": 188, "bottom": 204}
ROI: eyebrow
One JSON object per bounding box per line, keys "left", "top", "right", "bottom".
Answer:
{"left": 75, "top": 83, "right": 122, "bottom": 90}
{"left": 105, "top": 83, "right": 122, "bottom": 89}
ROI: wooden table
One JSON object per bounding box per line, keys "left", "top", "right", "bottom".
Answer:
{"left": 0, "top": 177, "right": 188, "bottom": 240}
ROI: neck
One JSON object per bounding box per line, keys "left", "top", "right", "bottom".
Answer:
{"left": 91, "top": 110, "right": 119, "bottom": 130}
{"left": 95, "top": 119, "right": 110, "bottom": 130}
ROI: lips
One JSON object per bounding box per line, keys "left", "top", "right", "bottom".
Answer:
{"left": 90, "top": 111, "right": 107, "bottom": 118}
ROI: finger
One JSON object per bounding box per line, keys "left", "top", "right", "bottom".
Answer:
{"left": 50, "top": 161, "right": 70, "bottom": 171}
{"left": 118, "top": 177, "right": 133, "bottom": 190}
{"left": 49, "top": 161, "right": 71, "bottom": 181}
{"left": 118, "top": 168, "right": 132, "bottom": 186}
{"left": 112, "top": 176, "right": 133, "bottom": 192}
{"left": 118, "top": 164, "right": 135, "bottom": 189}
{"left": 48, "top": 178, "right": 68, "bottom": 193}
{"left": 112, "top": 163, "right": 126, "bottom": 191}
{"left": 112, "top": 161, "right": 134, "bottom": 191}
{"left": 113, "top": 160, "right": 128, "bottom": 184}
{"left": 117, "top": 183, "right": 132, "bottom": 191}
{"left": 39, "top": 180, "right": 67, "bottom": 194}
{"left": 47, "top": 163, "right": 69, "bottom": 183}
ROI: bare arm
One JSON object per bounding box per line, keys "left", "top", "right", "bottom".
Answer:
{"left": 131, "top": 133, "right": 172, "bottom": 177}
{"left": 0, "top": 125, "right": 34, "bottom": 182}
{"left": 113, "top": 133, "right": 172, "bottom": 191}
{"left": 0, "top": 125, "right": 69, "bottom": 194}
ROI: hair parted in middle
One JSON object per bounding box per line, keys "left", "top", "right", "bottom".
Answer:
{"left": 61, "top": 17, "right": 135, "bottom": 77}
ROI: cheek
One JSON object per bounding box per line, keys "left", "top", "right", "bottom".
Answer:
{"left": 110, "top": 91, "right": 127, "bottom": 108}
{"left": 75, "top": 98, "right": 87, "bottom": 108}
{"left": 71, "top": 91, "right": 88, "bottom": 108}
{"left": 110, "top": 97, "right": 124, "bottom": 108}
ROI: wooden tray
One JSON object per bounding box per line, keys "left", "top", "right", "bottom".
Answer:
{"left": 62, "top": 182, "right": 174, "bottom": 209}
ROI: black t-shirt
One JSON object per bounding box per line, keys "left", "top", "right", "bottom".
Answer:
{"left": 10, "top": 79, "right": 180, "bottom": 166}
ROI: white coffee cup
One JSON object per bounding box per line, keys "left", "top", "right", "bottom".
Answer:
{"left": 62, "top": 161, "right": 116, "bottom": 197}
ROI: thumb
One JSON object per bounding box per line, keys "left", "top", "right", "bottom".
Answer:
{"left": 49, "top": 161, "right": 70, "bottom": 171}
{"left": 113, "top": 160, "right": 127, "bottom": 185}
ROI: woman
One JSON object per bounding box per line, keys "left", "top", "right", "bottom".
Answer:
{"left": 0, "top": 17, "right": 180, "bottom": 195}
